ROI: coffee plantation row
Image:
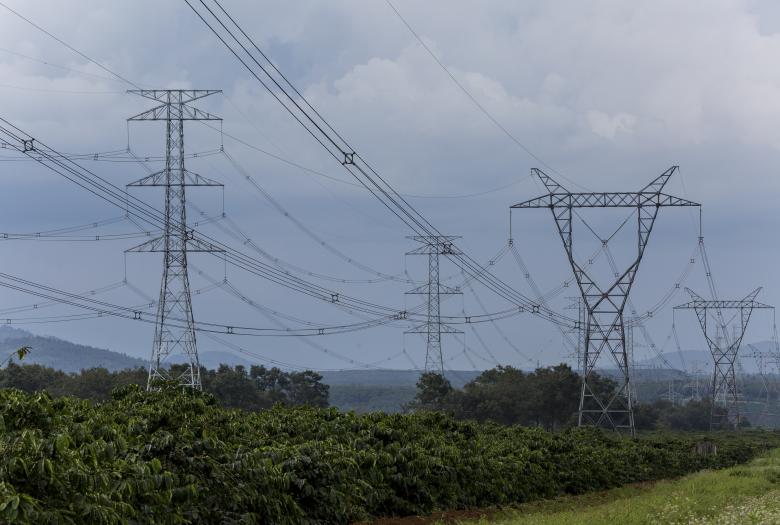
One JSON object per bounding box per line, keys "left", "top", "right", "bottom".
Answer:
{"left": 0, "top": 386, "right": 778, "bottom": 524}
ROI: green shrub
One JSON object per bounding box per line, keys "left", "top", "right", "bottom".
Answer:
{"left": 0, "top": 387, "right": 777, "bottom": 524}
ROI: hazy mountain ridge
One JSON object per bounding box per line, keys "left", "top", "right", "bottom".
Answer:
{"left": 0, "top": 326, "right": 145, "bottom": 373}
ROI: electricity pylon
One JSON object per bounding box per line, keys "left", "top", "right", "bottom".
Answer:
{"left": 675, "top": 288, "right": 772, "bottom": 429}
{"left": 406, "top": 236, "right": 462, "bottom": 374}
{"left": 126, "top": 89, "right": 223, "bottom": 390}
{"left": 512, "top": 166, "right": 699, "bottom": 435}
{"left": 746, "top": 343, "right": 779, "bottom": 427}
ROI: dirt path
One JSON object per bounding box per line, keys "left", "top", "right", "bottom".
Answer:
{"left": 357, "top": 508, "right": 500, "bottom": 525}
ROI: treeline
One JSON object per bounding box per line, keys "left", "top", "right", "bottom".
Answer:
{"left": 409, "top": 363, "right": 738, "bottom": 431}
{"left": 408, "top": 364, "right": 615, "bottom": 430}
{"left": 634, "top": 399, "right": 742, "bottom": 431}
{"left": 0, "top": 362, "right": 328, "bottom": 409}
{"left": 0, "top": 361, "right": 752, "bottom": 431}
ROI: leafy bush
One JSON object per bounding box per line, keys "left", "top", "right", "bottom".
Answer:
{"left": 0, "top": 387, "right": 777, "bottom": 524}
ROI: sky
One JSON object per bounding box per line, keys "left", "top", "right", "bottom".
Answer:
{"left": 0, "top": 0, "right": 779, "bottom": 374}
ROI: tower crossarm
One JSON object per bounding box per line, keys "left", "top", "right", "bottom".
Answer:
{"left": 127, "top": 90, "right": 222, "bottom": 122}
{"left": 511, "top": 192, "right": 700, "bottom": 209}
{"left": 128, "top": 104, "right": 222, "bottom": 122}
{"left": 511, "top": 166, "right": 700, "bottom": 209}
{"left": 127, "top": 89, "right": 222, "bottom": 104}
{"left": 674, "top": 300, "right": 773, "bottom": 310}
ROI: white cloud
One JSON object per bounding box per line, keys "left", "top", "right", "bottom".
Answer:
{"left": 586, "top": 110, "right": 637, "bottom": 140}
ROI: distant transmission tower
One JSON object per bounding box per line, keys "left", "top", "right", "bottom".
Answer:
{"left": 747, "top": 343, "right": 780, "bottom": 427}
{"left": 564, "top": 296, "right": 585, "bottom": 368}
{"left": 675, "top": 288, "right": 772, "bottom": 429}
{"left": 513, "top": 167, "right": 699, "bottom": 435}
{"left": 126, "top": 89, "right": 223, "bottom": 390}
{"left": 406, "top": 236, "right": 462, "bottom": 374}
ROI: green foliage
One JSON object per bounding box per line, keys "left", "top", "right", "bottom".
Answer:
{"left": 411, "top": 364, "right": 615, "bottom": 430}
{"left": 0, "top": 346, "right": 32, "bottom": 369}
{"left": 406, "top": 372, "right": 454, "bottom": 411}
{"left": 0, "top": 363, "right": 329, "bottom": 410}
{"left": 484, "top": 448, "right": 780, "bottom": 524}
{"left": 634, "top": 399, "right": 730, "bottom": 431}
{"left": 14, "top": 346, "right": 31, "bottom": 362}
{"left": 0, "top": 388, "right": 777, "bottom": 524}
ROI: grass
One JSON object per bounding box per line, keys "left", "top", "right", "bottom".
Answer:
{"left": 462, "top": 448, "right": 780, "bottom": 525}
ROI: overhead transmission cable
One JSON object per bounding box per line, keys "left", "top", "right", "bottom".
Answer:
{"left": 382, "top": 0, "right": 590, "bottom": 192}
{"left": 183, "top": 0, "right": 577, "bottom": 328}
{"left": 4, "top": 1, "right": 580, "bottom": 372}
{"left": 0, "top": 1, "right": 141, "bottom": 89}
{"left": 0, "top": 120, "right": 435, "bottom": 322}
{"left": 0, "top": 0, "right": 565, "bottom": 327}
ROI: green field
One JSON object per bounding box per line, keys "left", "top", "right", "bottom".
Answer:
{"left": 470, "top": 448, "right": 780, "bottom": 525}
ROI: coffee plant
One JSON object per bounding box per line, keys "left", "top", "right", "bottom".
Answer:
{"left": 0, "top": 386, "right": 777, "bottom": 524}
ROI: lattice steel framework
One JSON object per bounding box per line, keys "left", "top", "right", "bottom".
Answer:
{"left": 512, "top": 166, "right": 699, "bottom": 434}
{"left": 746, "top": 343, "right": 780, "bottom": 427}
{"left": 127, "top": 90, "right": 223, "bottom": 390}
{"left": 406, "top": 236, "right": 462, "bottom": 374}
{"left": 675, "top": 288, "right": 772, "bottom": 429}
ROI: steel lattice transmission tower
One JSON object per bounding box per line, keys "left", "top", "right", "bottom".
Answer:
{"left": 406, "top": 236, "right": 462, "bottom": 374}
{"left": 675, "top": 288, "right": 772, "bottom": 429}
{"left": 126, "top": 89, "right": 224, "bottom": 390}
{"left": 512, "top": 166, "right": 699, "bottom": 434}
{"left": 746, "top": 343, "right": 780, "bottom": 427}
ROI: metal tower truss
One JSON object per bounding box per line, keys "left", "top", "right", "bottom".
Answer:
{"left": 126, "top": 89, "right": 224, "bottom": 391}
{"left": 512, "top": 166, "right": 699, "bottom": 434}
{"left": 406, "top": 236, "right": 463, "bottom": 374}
{"left": 675, "top": 288, "right": 772, "bottom": 429}
{"left": 746, "top": 344, "right": 780, "bottom": 427}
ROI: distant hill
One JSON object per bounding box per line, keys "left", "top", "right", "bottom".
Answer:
{"left": 635, "top": 342, "right": 776, "bottom": 375}
{"left": 0, "top": 326, "right": 35, "bottom": 343}
{"left": 0, "top": 326, "right": 145, "bottom": 373}
{"left": 319, "top": 369, "right": 481, "bottom": 389}
{"left": 168, "top": 350, "right": 255, "bottom": 370}
{"left": 321, "top": 369, "right": 482, "bottom": 413}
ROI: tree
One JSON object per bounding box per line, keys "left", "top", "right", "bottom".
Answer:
{"left": 406, "top": 364, "right": 618, "bottom": 430}
{"left": 0, "top": 362, "right": 330, "bottom": 412}
{"left": 204, "top": 365, "right": 273, "bottom": 411}
{"left": 528, "top": 364, "right": 582, "bottom": 430}
{"left": 407, "top": 372, "right": 453, "bottom": 411}
{"left": 249, "top": 366, "right": 330, "bottom": 407}
{"left": 285, "top": 370, "right": 329, "bottom": 407}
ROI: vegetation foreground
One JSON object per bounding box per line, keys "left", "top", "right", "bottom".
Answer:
{"left": 0, "top": 387, "right": 778, "bottom": 524}
{"left": 471, "top": 447, "right": 780, "bottom": 524}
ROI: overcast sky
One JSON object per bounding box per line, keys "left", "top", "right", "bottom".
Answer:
{"left": 0, "top": 0, "right": 779, "bottom": 374}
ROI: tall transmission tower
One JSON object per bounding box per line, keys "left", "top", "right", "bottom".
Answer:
{"left": 512, "top": 166, "right": 699, "bottom": 435}
{"left": 675, "top": 288, "right": 772, "bottom": 429}
{"left": 747, "top": 343, "right": 780, "bottom": 427}
{"left": 126, "top": 89, "right": 223, "bottom": 390}
{"left": 406, "top": 236, "right": 462, "bottom": 374}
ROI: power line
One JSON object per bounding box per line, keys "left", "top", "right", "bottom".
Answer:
{"left": 383, "top": 0, "right": 590, "bottom": 192}
{"left": 0, "top": 46, "right": 127, "bottom": 84}
{"left": 0, "top": 83, "right": 122, "bottom": 95}
{"left": 0, "top": 1, "right": 141, "bottom": 89}
{"left": 184, "top": 0, "right": 577, "bottom": 329}
{"left": 1, "top": 3, "right": 572, "bottom": 327}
